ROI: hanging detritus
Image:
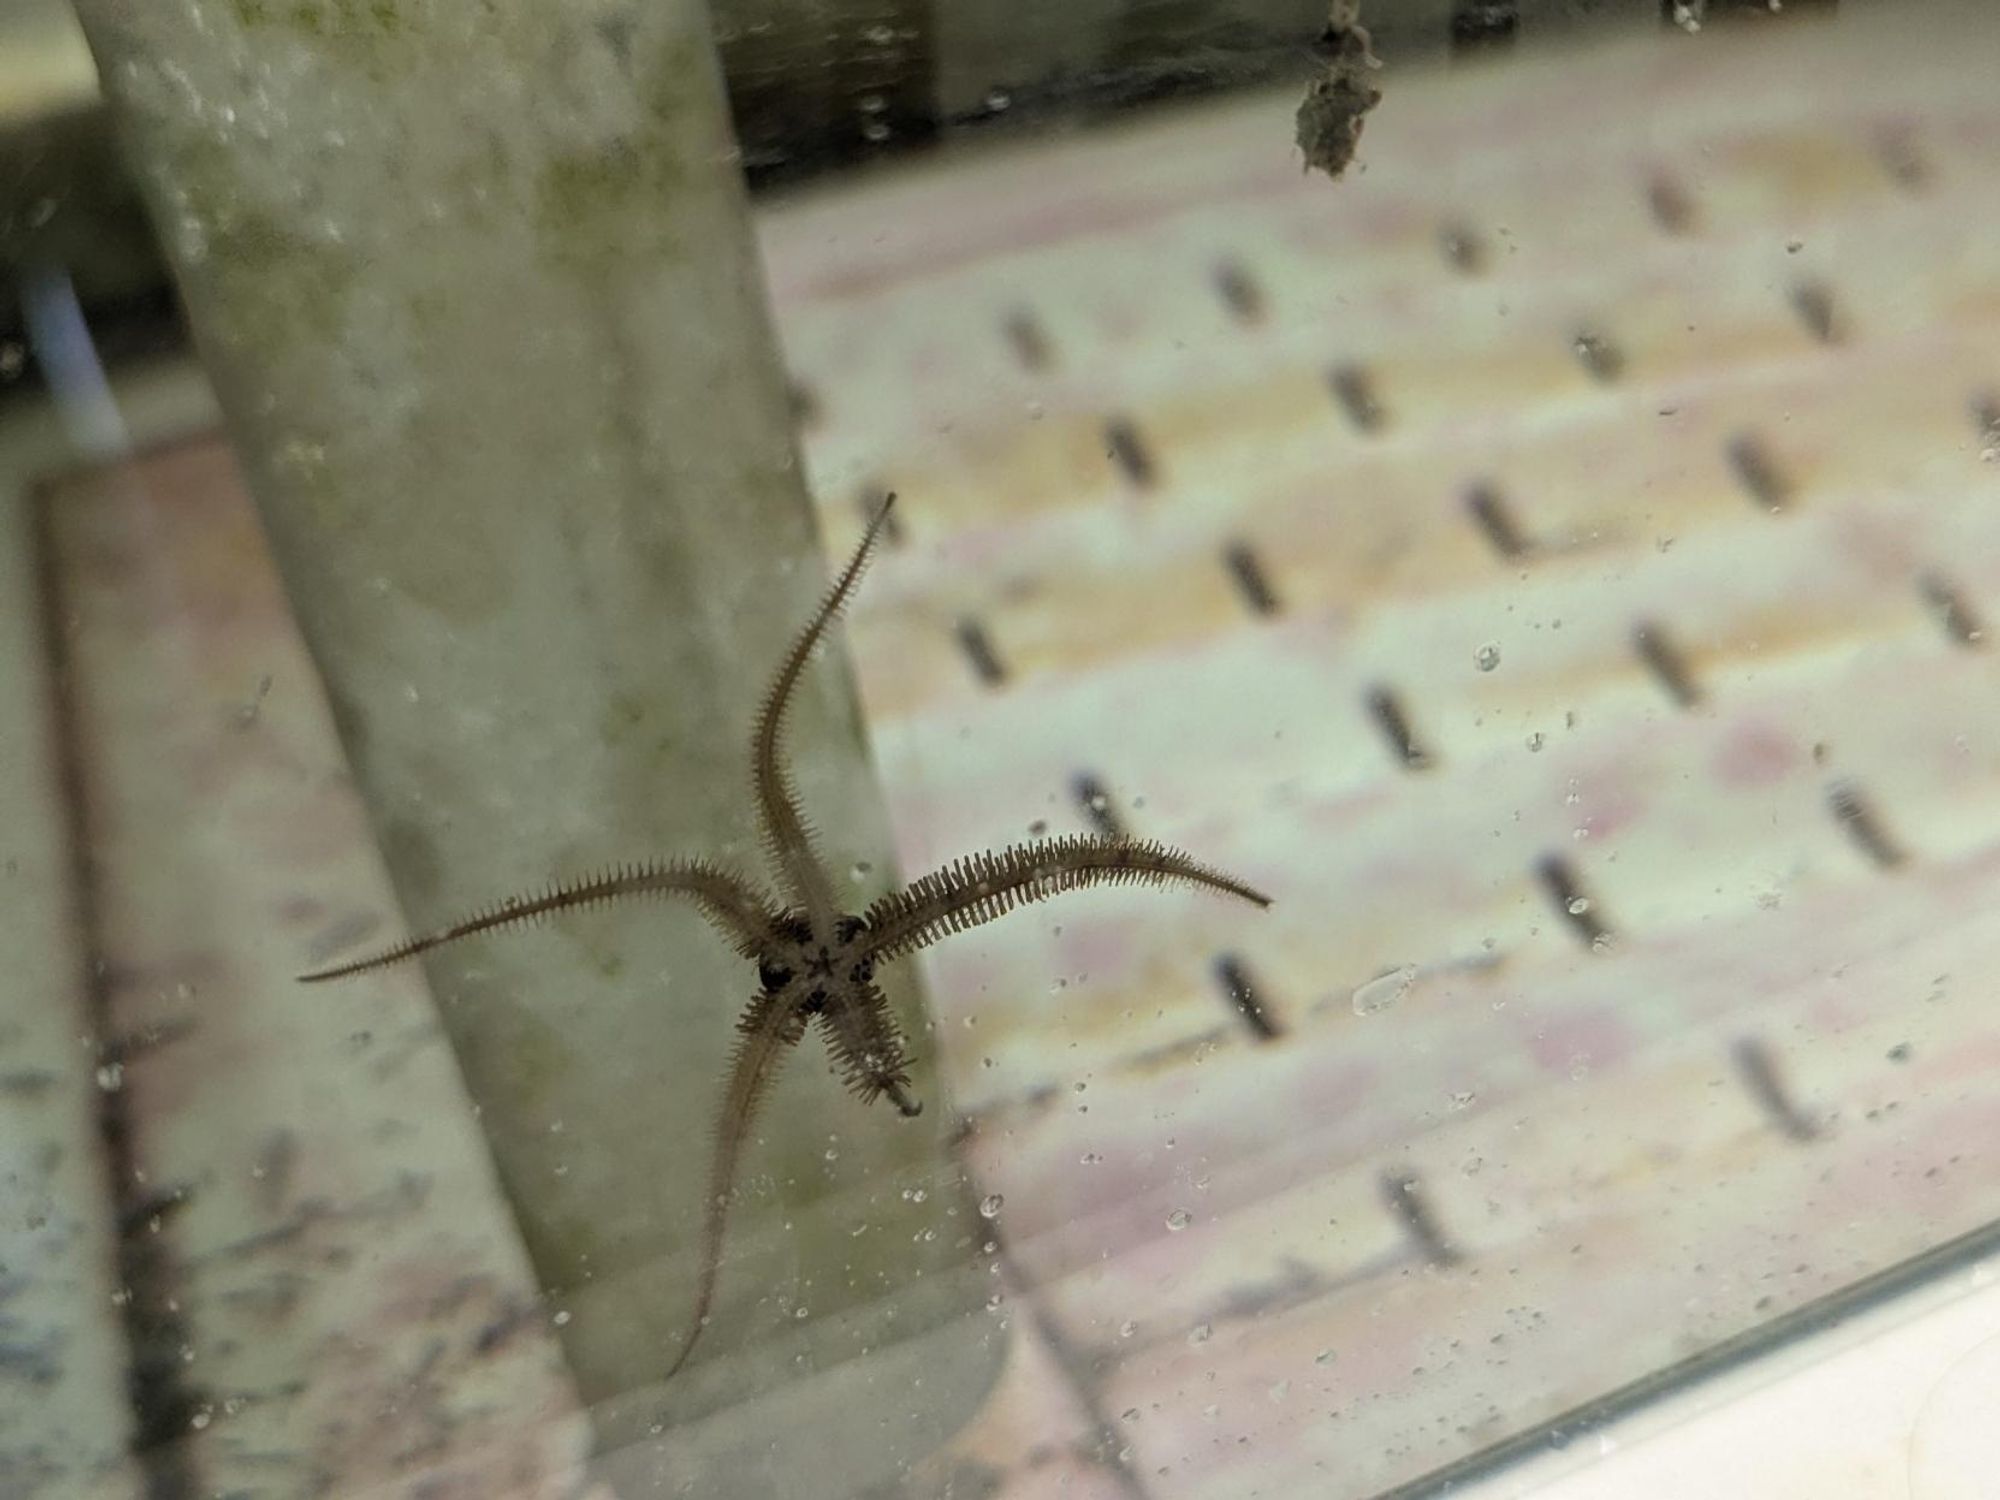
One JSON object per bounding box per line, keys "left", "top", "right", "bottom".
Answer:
{"left": 1296, "top": 1, "right": 1384, "bottom": 180}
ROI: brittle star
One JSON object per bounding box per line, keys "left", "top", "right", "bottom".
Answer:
{"left": 300, "top": 495, "right": 1271, "bottom": 1379}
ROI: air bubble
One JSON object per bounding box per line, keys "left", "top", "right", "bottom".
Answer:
{"left": 1352, "top": 964, "right": 1417, "bottom": 1016}
{"left": 1474, "top": 643, "right": 1502, "bottom": 672}
{"left": 1166, "top": 1208, "right": 1192, "bottom": 1231}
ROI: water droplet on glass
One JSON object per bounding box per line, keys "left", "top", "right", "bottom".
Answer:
{"left": 1566, "top": 896, "right": 1591, "bottom": 916}
{"left": 1474, "top": 643, "right": 1501, "bottom": 672}
{"left": 1449, "top": 1090, "right": 1477, "bottom": 1111}
{"left": 1080, "top": 1151, "right": 1103, "bottom": 1165}
{"left": 95, "top": 1063, "right": 124, "bottom": 1092}
{"left": 553, "top": 1309, "right": 572, "bottom": 1326}
{"left": 1525, "top": 732, "right": 1545, "bottom": 752}
{"left": 1166, "top": 1208, "right": 1192, "bottom": 1231}
{"left": 1188, "top": 1322, "right": 1213, "bottom": 1345}
{"left": 1315, "top": 1348, "right": 1336, "bottom": 1365}
{"left": 1352, "top": 964, "right": 1417, "bottom": 1016}
{"left": 979, "top": 1193, "right": 1004, "bottom": 1218}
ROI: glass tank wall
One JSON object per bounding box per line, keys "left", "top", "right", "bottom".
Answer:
{"left": 3, "top": 1, "right": 1999, "bottom": 1497}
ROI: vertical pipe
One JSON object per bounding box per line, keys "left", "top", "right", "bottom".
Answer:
{"left": 68, "top": 0, "right": 996, "bottom": 1476}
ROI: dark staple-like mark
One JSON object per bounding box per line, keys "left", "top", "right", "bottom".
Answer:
{"left": 1103, "top": 417, "right": 1157, "bottom": 489}
{"left": 1571, "top": 330, "right": 1625, "bottom": 383}
{"left": 0, "top": 1341, "right": 59, "bottom": 1384}
{"left": 1003, "top": 308, "right": 1052, "bottom": 371}
{"left": 1224, "top": 540, "right": 1281, "bottom": 617}
{"left": 1727, "top": 432, "right": 1792, "bottom": 512}
{"left": 1381, "top": 1171, "right": 1462, "bottom": 1267}
{"left": 1213, "top": 260, "right": 1265, "bottom": 324}
{"left": 1731, "top": 1037, "right": 1820, "bottom": 1142}
{"left": 856, "top": 484, "right": 904, "bottom": 546}
{"left": 954, "top": 615, "right": 1008, "bottom": 685}
{"left": 1536, "top": 854, "right": 1611, "bottom": 948}
{"left": 1973, "top": 393, "right": 2000, "bottom": 452}
{"left": 1876, "top": 124, "right": 1930, "bottom": 191}
{"left": 0, "top": 1069, "right": 56, "bottom": 1097}
{"left": 119, "top": 1185, "right": 195, "bottom": 1237}
{"left": 1918, "top": 572, "right": 1984, "bottom": 647}
{"left": 1464, "top": 480, "right": 1529, "bottom": 558}
{"left": 1646, "top": 170, "right": 1696, "bottom": 234}
{"left": 1789, "top": 280, "right": 1842, "bottom": 344}
{"left": 1366, "top": 685, "right": 1433, "bottom": 770}
{"left": 1632, "top": 620, "right": 1701, "bottom": 707}
{"left": 1827, "top": 780, "right": 1904, "bottom": 868}
{"left": 474, "top": 1298, "right": 544, "bottom": 1356}
{"left": 1213, "top": 953, "right": 1282, "bottom": 1041}
{"left": 1071, "top": 772, "right": 1129, "bottom": 839}
{"left": 1328, "top": 363, "right": 1387, "bottom": 434}
{"left": 1449, "top": 0, "right": 1518, "bottom": 51}
{"left": 1438, "top": 222, "right": 1488, "bottom": 274}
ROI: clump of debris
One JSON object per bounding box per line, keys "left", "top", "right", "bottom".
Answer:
{"left": 1295, "top": 0, "right": 1382, "bottom": 180}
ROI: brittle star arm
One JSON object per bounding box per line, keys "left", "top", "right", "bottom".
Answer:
{"left": 815, "top": 977, "right": 923, "bottom": 1118}
{"left": 296, "top": 858, "right": 782, "bottom": 982}
{"left": 859, "top": 834, "right": 1271, "bottom": 962}
{"left": 662, "top": 979, "right": 810, "bottom": 1381}
{"left": 750, "top": 495, "right": 897, "bottom": 933}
